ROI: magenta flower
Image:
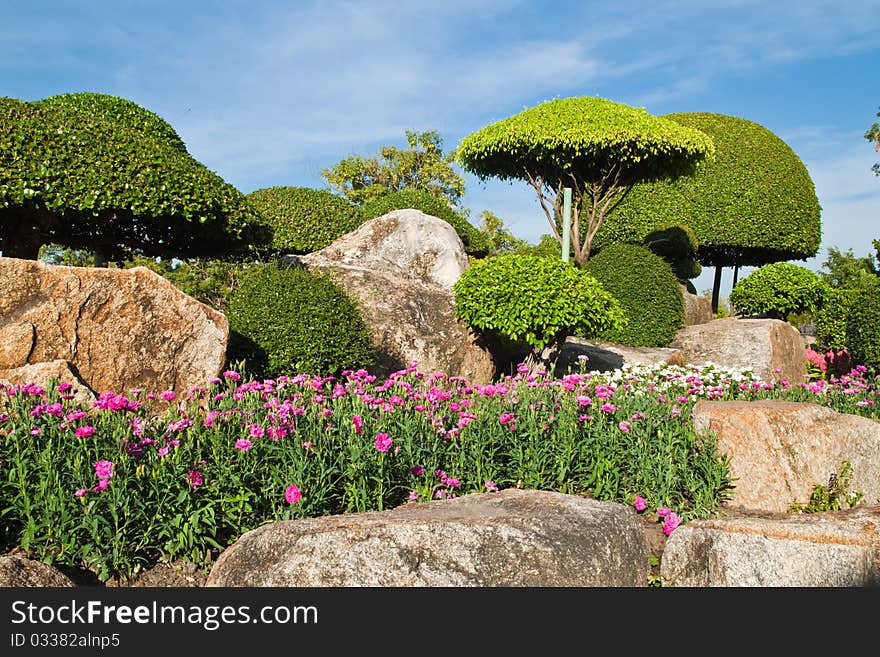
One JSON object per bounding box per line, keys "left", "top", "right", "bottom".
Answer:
{"left": 374, "top": 432, "right": 393, "bottom": 453}
{"left": 663, "top": 512, "right": 682, "bottom": 536}
{"left": 75, "top": 425, "right": 96, "bottom": 439}
{"left": 633, "top": 496, "right": 647, "bottom": 512}
{"left": 352, "top": 415, "right": 364, "bottom": 434}
{"left": 74, "top": 488, "right": 88, "bottom": 498}
{"left": 94, "top": 460, "right": 114, "bottom": 480}
{"left": 656, "top": 506, "right": 671, "bottom": 518}
{"left": 445, "top": 477, "right": 461, "bottom": 488}
{"left": 249, "top": 424, "right": 265, "bottom": 439}
{"left": 407, "top": 491, "right": 419, "bottom": 501}
{"left": 618, "top": 421, "right": 631, "bottom": 433}
{"left": 410, "top": 465, "right": 426, "bottom": 476}
{"left": 160, "top": 390, "right": 176, "bottom": 402}
{"left": 484, "top": 480, "right": 498, "bottom": 492}
{"left": 285, "top": 484, "right": 302, "bottom": 505}
{"left": 222, "top": 370, "right": 241, "bottom": 381}
{"left": 499, "top": 412, "right": 516, "bottom": 425}
{"left": 92, "top": 479, "right": 110, "bottom": 493}
{"left": 600, "top": 403, "right": 616, "bottom": 413}
{"left": 187, "top": 469, "right": 204, "bottom": 490}
{"left": 157, "top": 446, "right": 170, "bottom": 457}
{"left": 235, "top": 438, "right": 253, "bottom": 451}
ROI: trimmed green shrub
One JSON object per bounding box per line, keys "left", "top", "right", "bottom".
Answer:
{"left": 452, "top": 254, "right": 626, "bottom": 359}
{"left": 642, "top": 224, "right": 702, "bottom": 283}
{"left": 361, "top": 188, "right": 491, "bottom": 258}
{"left": 844, "top": 287, "right": 880, "bottom": 371}
{"left": 728, "top": 262, "right": 825, "bottom": 320}
{"left": 594, "top": 112, "right": 821, "bottom": 270}
{"left": 225, "top": 263, "right": 375, "bottom": 378}
{"left": 246, "top": 186, "right": 365, "bottom": 255}
{"left": 583, "top": 243, "right": 685, "bottom": 347}
{"left": 814, "top": 287, "right": 860, "bottom": 352}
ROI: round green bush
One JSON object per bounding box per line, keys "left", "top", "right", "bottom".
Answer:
{"left": 361, "top": 188, "right": 491, "bottom": 258}
{"left": 452, "top": 253, "right": 625, "bottom": 353}
{"left": 728, "top": 262, "right": 825, "bottom": 320}
{"left": 225, "top": 263, "right": 375, "bottom": 378}
{"left": 583, "top": 243, "right": 685, "bottom": 347}
{"left": 246, "top": 186, "right": 365, "bottom": 255}
{"left": 846, "top": 286, "right": 880, "bottom": 372}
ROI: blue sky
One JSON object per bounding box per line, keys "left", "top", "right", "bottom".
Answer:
{"left": 3, "top": 0, "right": 879, "bottom": 298}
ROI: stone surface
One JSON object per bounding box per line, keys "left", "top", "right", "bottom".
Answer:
{"left": 0, "top": 360, "right": 96, "bottom": 404}
{"left": 298, "top": 209, "right": 471, "bottom": 290}
{"left": 0, "top": 555, "right": 76, "bottom": 587}
{"left": 0, "top": 257, "right": 229, "bottom": 395}
{"left": 660, "top": 506, "right": 880, "bottom": 586}
{"left": 692, "top": 400, "right": 880, "bottom": 512}
{"left": 680, "top": 286, "right": 714, "bottom": 326}
{"left": 670, "top": 317, "right": 805, "bottom": 383}
{"left": 556, "top": 336, "right": 685, "bottom": 375}
{"left": 206, "top": 489, "right": 650, "bottom": 587}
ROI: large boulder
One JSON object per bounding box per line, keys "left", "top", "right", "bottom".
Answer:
{"left": 660, "top": 506, "right": 880, "bottom": 586}
{"left": 289, "top": 211, "right": 495, "bottom": 383}
{"left": 0, "top": 360, "right": 96, "bottom": 405}
{"left": 298, "top": 209, "right": 470, "bottom": 290}
{"left": 692, "top": 400, "right": 880, "bottom": 512}
{"left": 206, "top": 489, "right": 650, "bottom": 587}
{"left": 0, "top": 257, "right": 229, "bottom": 395}
{"left": 670, "top": 317, "right": 805, "bottom": 383}
{"left": 0, "top": 556, "right": 76, "bottom": 587}
{"left": 680, "top": 285, "right": 714, "bottom": 326}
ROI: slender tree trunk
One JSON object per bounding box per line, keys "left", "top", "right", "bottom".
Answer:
{"left": 732, "top": 264, "right": 740, "bottom": 289}
{"left": 712, "top": 265, "right": 723, "bottom": 315}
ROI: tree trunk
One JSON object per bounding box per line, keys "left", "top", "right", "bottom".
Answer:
{"left": 712, "top": 265, "right": 723, "bottom": 315}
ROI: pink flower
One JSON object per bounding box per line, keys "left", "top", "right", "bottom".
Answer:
{"left": 618, "top": 421, "right": 631, "bottom": 433}
{"left": 267, "top": 426, "right": 287, "bottom": 440}
{"left": 484, "top": 480, "right": 498, "bottom": 492}
{"left": 407, "top": 491, "right": 419, "bottom": 501}
{"left": 285, "top": 484, "right": 302, "bottom": 505}
{"left": 600, "top": 403, "right": 616, "bottom": 413}
{"left": 656, "top": 506, "right": 671, "bottom": 518}
{"left": 445, "top": 477, "right": 461, "bottom": 488}
{"left": 223, "top": 370, "right": 241, "bottom": 381}
{"left": 94, "top": 460, "right": 114, "bottom": 480}
{"left": 160, "top": 390, "right": 176, "bottom": 402}
{"left": 187, "top": 469, "right": 203, "bottom": 490}
{"left": 249, "top": 424, "right": 265, "bottom": 439}
{"left": 92, "top": 479, "right": 110, "bottom": 493}
{"left": 74, "top": 488, "right": 88, "bottom": 497}
{"left": 30, "top": 426, "right": 42, "bottom": 436}
{"left": 235, "top": 438, "right": 253, "bottom": 451}
{"left": 499, "top": 412, "right": 516, "bottom": 425}
{"left": 663, "top": 512, "right": 682, "bottom": 536}
{"left": 157, "top": 446, "right": 170, "bottom": 457}
{"left": 352, "top": 415, "right": 364, "bottom": 434}
{"left": 374, "top": 432, "right": 393, "bottom": 453}
{"left": 75, "top": 425, "right": 95, "bottom": 439}
{"left": 410, "top": 466, "right": 425, "bottom": 476}
{"left": 633, "top": 496, "right": 647, "bottom": 512}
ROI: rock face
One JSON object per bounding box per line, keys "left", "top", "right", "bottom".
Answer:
{"left": 206, "top": 489, "right": 649, "bottom": 587}
{"left": 680, "top": 286, "right": 714, "bottom": 326}
{"left": 299, "top": 209, "right": 470, "bottom": 290}
{"left": 290, "top": 211, "right": 495, "bottom": 383}
{"left": 0, "top": 360, "right": 96, "bottom": 404}
{"left": 556, "top": 336, "right": 685, "bottom": 375}
{"left": 660, "top": 506, "right": 880, "bottom": 586}
{"left": 670, "top": 317, "right": 805, "bottom": 382}
{"left": 0, "top": 556, "right": 75, "bottom": 587}
{"left": 692, "top": 400, "right": 880, "bottom": 512}
{"left": 0, "top": 257, "right": 229, "bottom": 395}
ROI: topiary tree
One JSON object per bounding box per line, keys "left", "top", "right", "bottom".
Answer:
{"left": 454, "top": 96, "right": 715, "bottom": 266}
{"left": 452, "top": 253, "right": 626, "bottom": 371}
{"left": 593, "top": 112, "right": 822, "bottom": 313}
{"left": 245, "top": 186, "right": 366, "bottom": 255}
{"left": 582, "top": 243, "right": 685, "bottom": 347}
{"left": 728, "top": 262, "right": 826, "bottom": 320}
{"left": 0, "top": 93, "right": 269, "bottom": 263}
{"left": 641, "top": 223, "right": 702, "bottom": 287}
{"left": 225, "top": 263, "right": 376, "bottom": 378}
{"left": 361, "top": 188, "right": 491, "bottom": 258}
{"left": 845, "top": 286, "right": 880, "bottom": 372}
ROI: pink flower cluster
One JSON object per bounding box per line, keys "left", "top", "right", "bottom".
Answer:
{"left": 633, "top": 496, "right": 682, "bottom": 536}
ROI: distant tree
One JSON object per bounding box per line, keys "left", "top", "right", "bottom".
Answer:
{"left": 867, "top": 107, "right": 880, "bottom": 176}
{"left": 818, "top": 246, "right": 878, "bottom": 290}
{"left": 476, "top": 210, "right": 530, "bottom": 255}
{"left": 594, "top": 113, "right": 821, "bottom": 313}
{"left": 322, "top": 129, "right": 466, "bottom": 207}
{"left": 454, "top": 96, "right": 714, "bottom": 266}
{"left": 0, "top": 93, "right": 268, "bottom": 264}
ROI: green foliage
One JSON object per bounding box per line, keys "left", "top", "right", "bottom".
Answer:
{"left": 455, "top": 96, "right": 714, "bottom": 265}
{"left": 728, "top": 262, "right": 825, "bottom": 320}
{"left": 476, "top": 210, "right": 531, "bottom": 255}
{"left": 0, "top": 93, "right": 269, "bottom": 261}
{"left": 595, "top": 112, "right": 821, "bottom": 269}
{"left": 642, "top": 224, "right": 702, "bottom": 282}
{"left": 123, "top": 256, "right": 245, "bottom": 311}
{"left": 583, "top": 243, "right": 685, "bottom": 347}
{"left": 225, "top": 263, "right": 375, "bottom": 378}
{"left": 866, "top": 107, "right": 879, "bottom": 176}
{"left": 322, "top": 129, "right": 466, "bottom": 206}
{"left": 452, "top": 253, "right": 626, "bottom": 352}
{"left": 818, "top": 246, "right": 878, "bottom": 290}
{"left": 813, "top": 287, "right": 862, "bottom": 352}
{"left": 245, "top": 186, "right": 365, "bottom": 255}
{"left": 845, "top": 285, "right": 880, "bottom": 371}
{"left": 513, "top": 234, "right": 565, "bottom": 259}
{"left": 788, "top": 460, "right": 863, "bottom": 513}
{"left": 361, "top": 188, "right": 491, "bottom": 257}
